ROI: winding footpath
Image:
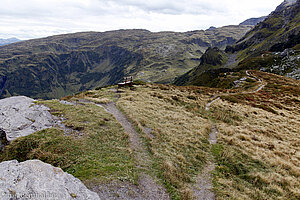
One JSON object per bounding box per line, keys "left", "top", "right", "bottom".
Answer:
{"left": 193, "top": 70, "right": 265, "bottom": 200}
{"left": 96, "top": 101, "right": 170, "bottom": 200}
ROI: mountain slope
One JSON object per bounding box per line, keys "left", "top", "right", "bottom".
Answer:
{"left": 176, "top": 0, "right": 300, "bottom": 87}
{"left": 174, "top": 47, "right": 230, "bottom": 87}
{"left": 231, "top": 0, "right": 299, "bottom": 56}
{"left": 239, "top": 16, "right": 267, "bottom": 26}
{"left": 232, "top": 0, "right": 300, "bottom": 78}
{"left": 0, "top": 26, "right": 251, "bottom": 99}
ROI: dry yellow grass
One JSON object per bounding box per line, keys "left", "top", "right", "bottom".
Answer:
{"left": 210, "top": 71, "right": 300, "bottom": 200}
{"left": 116, "top": 84, "right": 212, "bottom": 199}
{"left": 212, "top": 99, "right": 300, "bottom": 199}
{"left": 41, "top": 70, "right": 299, "bottom": 200}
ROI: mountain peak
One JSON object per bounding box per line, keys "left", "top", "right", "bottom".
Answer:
{"left": 284, "top": 0, "right": 297, "bottom": 5}
{"left": 275, "top": 0, "right": 298, "bottom": 12}
{"left": 0, "top": 38, "right": 21, "bottom": 46}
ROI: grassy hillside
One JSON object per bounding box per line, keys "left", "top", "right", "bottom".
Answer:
{"left": 0, "top": 26, "right": 251, "bottom": 99}
{"left": 210, "top": 71, "right": 300, "bottom": 199}
{"left": 1, "top": 70, "right": 299, "bottom": 199}
{"left": 232, "top": 0, "right": 300, "bottom": 57}
{"left": 176, "top": 0, "right": 300, "bottom": 88}
{"left": 174, "top": 47, "right": 231, "bottom": 87}
{"left": 229, "top": 0, "right": 300, "bottom": 77}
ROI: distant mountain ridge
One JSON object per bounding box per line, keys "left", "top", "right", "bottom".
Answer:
{"left": 239, "top": 16, "right": 267, "bottom": 26}
{"left": 0, "top": 26, "right": 251, "bottom": 99}
{"left": 0, "top": 38, "right": 21, "bottom": 46}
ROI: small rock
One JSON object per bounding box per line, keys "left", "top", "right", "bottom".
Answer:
{"left": 59, "top": 100, "right": 76, "bottom": 106}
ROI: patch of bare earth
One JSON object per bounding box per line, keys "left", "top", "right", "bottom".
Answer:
{"left": 193, "top": 161, "right": 216, "bottom": 200}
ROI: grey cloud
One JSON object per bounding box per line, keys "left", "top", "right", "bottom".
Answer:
{"left": 0, "top": 0, "right": 283, "bottom": 39}
{"left": 108, "top": 0, "right": 227, "bottom": 15}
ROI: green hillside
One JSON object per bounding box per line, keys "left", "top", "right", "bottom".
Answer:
{"left": 176, "top": 0, "right": 300, "bottom": 87}
{"left": 0, "top": 26, "right": 251, "bottom": 99}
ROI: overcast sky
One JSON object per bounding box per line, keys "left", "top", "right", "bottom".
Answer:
{"left": 0, "top": 0, "right": 283, "bottom": 40}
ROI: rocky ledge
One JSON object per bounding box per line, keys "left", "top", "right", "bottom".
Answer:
{"left": 0, "top": 96, "right": 58, "bottom": 142}
{"left": 0, "top": 160, "right": 100, "bottom": 200}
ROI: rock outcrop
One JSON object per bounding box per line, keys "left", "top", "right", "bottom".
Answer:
{"left": 0, "top": 160, "right": 100, "bottom": 200}
{"left": 0, "top": 96, "right": 58, "bottom": 142}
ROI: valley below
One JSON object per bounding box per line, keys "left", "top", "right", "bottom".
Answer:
{"left": 0, "top": 26, "right": 251, "bottom": 99}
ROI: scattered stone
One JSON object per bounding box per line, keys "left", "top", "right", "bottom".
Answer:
{"left": 0, "top": 160, "right": 100, "bottom": 200}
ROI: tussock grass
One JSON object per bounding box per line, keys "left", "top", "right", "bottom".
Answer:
{"left": 211, "top": 72, "right": 300, "bottom": 199}
{"left": 0, "top": 100, "right": 137, "bottom": 183}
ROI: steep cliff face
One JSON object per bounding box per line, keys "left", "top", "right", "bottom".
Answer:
{"left": 0, "top": 27, "right": 251, "bottom": 99}
{"left": 1, "top": 45, "right": 141, "bottom": 99}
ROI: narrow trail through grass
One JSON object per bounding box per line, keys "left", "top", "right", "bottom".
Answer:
{"left": 192, "top": 122, "right": 217, "bottom": 200}
{"left": 96, "top": 100, "right": 170, "bottom": 200}
{"left": 193, "top": 70, "right": 266, "bottom": 200}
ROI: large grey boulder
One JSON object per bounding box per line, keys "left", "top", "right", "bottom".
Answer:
{"left": 0, "top": 96, "right": 57, "bottom": 142}
{"left": 0, "top": 160, "right": 100, "bottom": 200}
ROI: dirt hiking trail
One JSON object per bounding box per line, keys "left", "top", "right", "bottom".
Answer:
{"left": 96, "top": 101, "right": 170, "bottom": 200}
{"left": 193, "top": 70, "right": 265, "bottom": 200}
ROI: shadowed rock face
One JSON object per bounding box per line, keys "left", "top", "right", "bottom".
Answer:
{"left": 0, "top": 160, "right": 100, "bottom": 200}
{"left": 0, "top": 128, "right": 8, "bottom": 150}
{"left": 0, "top": 96, "right": 58, "bottom": 142}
